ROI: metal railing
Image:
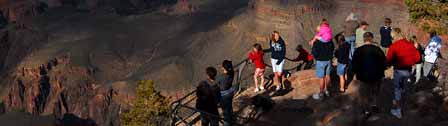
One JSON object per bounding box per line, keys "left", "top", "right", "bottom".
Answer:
{"left": 170, "top": 53, "right": 301, "bottom": 126}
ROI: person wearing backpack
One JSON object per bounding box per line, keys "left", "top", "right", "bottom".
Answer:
{"left": 352, "top": 32, "right": 386, "bottom": 117}
{"left": 196, "top": 67, "right": 221, "bottom": 126}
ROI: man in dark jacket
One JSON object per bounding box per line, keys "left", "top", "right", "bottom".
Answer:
{"left": 380, "top": 18, "right": 393, "bottom": 53}
{"left": 196, "top": 67, "right": 221, "bottom": 126}
{"left": 352, "top": 32, "right": 386, "bottom": 116}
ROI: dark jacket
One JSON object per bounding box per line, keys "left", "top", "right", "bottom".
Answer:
{"left": 416, "top": 43, "right": 424, "bottom": 64}
{"left": 352, "top": 44, "right": 386, "bottom": 83}
{"left": 380, "top": 26, "right": 393, "bottom": 47}
{"left": 270, "top": 38, "right": 286, "bottom": 63}
{"left": 335, "top": 42, "right": 351, "bottom": 64}
{"left": 312, "top": 40, "right": 334, "bottom": 61}
{"left": 217, "top": 74, "right": 234, "bottom": 91}
{"left": 196, "top": 80, "right": 220, "bottom": 114}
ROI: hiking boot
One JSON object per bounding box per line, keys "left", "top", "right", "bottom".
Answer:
{"left": 390, "top": 109, "right": 402, "bottom": 119}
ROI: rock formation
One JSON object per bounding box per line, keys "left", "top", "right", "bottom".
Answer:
{"left": 0, "top": 0, "right": 446, "bottom": 125}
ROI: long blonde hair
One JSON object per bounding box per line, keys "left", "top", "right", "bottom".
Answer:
{"left": 391, "top": 28, "right": 404, "bottom": 40}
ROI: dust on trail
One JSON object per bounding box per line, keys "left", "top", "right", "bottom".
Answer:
{"left": 233, "top": 69, "right": 446, "bottom": 126}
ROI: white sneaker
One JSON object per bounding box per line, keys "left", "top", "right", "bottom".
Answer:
{"left": 276, "top": 86, "right": 281, "bottom": 91}
{"left": 312, "top": 93, "right": 320, "bottom": 100}
{"left": 259, "top": 86, "right": 265, "bottom": 91}
{"left": 390, "top": 109, "right": 402, "bottom": 119}
{"left": 325, "top": 90, "right": 330, "bottom": 97}
{"left": 254, "top": 88, "right": 259, "bottom": 93}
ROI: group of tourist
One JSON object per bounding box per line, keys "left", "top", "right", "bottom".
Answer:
{"left": 194, "top": 16, "right": 443, "bottom": 125}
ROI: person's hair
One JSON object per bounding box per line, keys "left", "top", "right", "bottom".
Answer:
{"left": 271, "top": 31, "right": 280, "bottom": 42}
{"left": 363, "top": 32, "right": 374, "bottom": 42}
{"left": 410, "top": 35, "right": 417, "bottom": 43}
{"left": 222, "top": 60, "right": 234, "bottom": 76}
{"left": 360, "top": 21, "right": 369, "bottom": 26}
{"left": 430, "top": 31, "right": 437, "bottom": 38}
{"left": 391, "top": 28, "right": 404, "bottom": 40}
{"left": 385, "top": 18, "right": 392, "bottom": 24}
{"left": 336, "top": 34, "right": 346, "bottom": 46}
{"left": 321, "top": 18, "right": 328, "bottom": 25}
{"left": 253, "top": 43, "right": 262, "bottom": 51}
{"left": 296, "top": 44, "right": 303, "bottom": 51}
{"left": 206, "top": 66, "right": 217, "bottom": 80}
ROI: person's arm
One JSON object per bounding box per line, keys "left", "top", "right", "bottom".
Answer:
{"left": 276, "top": 42, "right": 287, "bottom": 65}
{"left": 386, "top": 45, "right": 395, "bottom": 66}
{"left": 351, "top": 49, "right": 359, "bottom": 73}
{"left": 413, "top": 48, "right": 421, "bottom": 64}
{"left": 248, "top": 52, "right": 254, "bottom": 61}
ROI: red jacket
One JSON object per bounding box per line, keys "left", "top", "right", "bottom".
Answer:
{"left": 386, "top": 39, "right": 420, "bottom": 70}
{"left": 292, "top": 48, "right": 313, "bottom": 62}
{"left": 248, "top": 51, "right": 266, "bottom": 69}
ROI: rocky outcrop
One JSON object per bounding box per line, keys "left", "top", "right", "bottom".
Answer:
{"left": 2, "top": 56, "right": 129, "bottom": 126}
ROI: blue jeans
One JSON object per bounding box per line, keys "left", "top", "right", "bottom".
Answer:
{"left": 221, "top": 91, "right": 234, "bottom": 126}
{"left": 337, "top": 63, "right": 347, "bottom": 76}
{"left": 315, "top": 60, "right": 331, "bottom": 78}
{"left": 393, "top": 70, "right": 412, "bottom": 101}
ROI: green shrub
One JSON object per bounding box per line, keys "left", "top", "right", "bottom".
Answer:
{"left": 405, "top": 0, "right": 448, "bottom": 34}
{"left": 121, "top": 80, "right": 170, "bottom": 126}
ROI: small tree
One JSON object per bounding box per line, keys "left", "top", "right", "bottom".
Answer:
{"left": 121, "top": 80, "right": 171, "bottom": 126}
{"left": 405, "top": 0, "right": 448, "bottom": 34}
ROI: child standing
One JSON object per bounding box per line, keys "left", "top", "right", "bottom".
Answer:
{"left": 248, "top": 43, "right": 266, "bottom": 92}
{"left": 334, "top": 34, "right": 351, "bottom": 93}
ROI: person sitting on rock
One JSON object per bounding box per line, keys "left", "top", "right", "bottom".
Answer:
{"left": 352, "top": 32, "right": 386, "bottom": 118}
{"left": 287, "top": 44, "right": 314, "bottom": 71}
{"left": 196, "top": 67, "right": 221, "bottom": 126}
{"left": 248, "top": 43, "right": 266, "bottom": 92}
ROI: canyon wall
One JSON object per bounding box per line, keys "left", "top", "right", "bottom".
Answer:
{"left": 0, "top": 0, "right": 446, "bottom": 125}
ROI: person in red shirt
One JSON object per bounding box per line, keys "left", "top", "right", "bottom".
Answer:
{"left": 248, "top": 43, "right": 266, "bottom": 92}
{"left": 287, "top": 44, "right": 314, "bottom": 71}
{"left": 386, "top": 28, "right": 420, "bottom": 119}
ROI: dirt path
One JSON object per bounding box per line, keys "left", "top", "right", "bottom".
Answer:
{"left": 234, "top": 69, "right": 447, "bottom": 126}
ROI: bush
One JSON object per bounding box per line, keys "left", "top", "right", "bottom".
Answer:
{"left": 121, "top": 80, "right": 170, "bottom": 126}
{"left": 405, "top": 0, "right": 448, "bottom": 34}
